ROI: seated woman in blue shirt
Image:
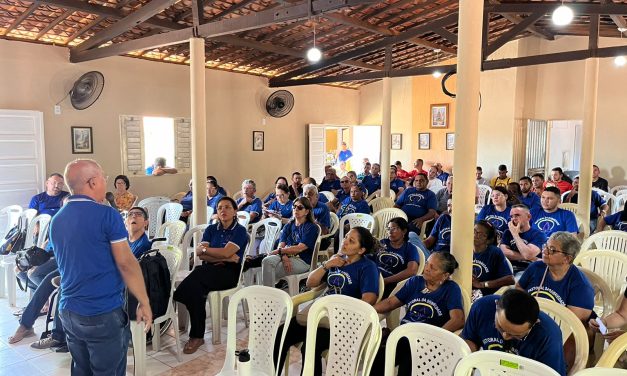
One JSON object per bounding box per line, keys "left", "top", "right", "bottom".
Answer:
{"left": 263, "top": 184, "right": 292, "bottom": 224}
{"left": 516, "top": 231, "right": 594, "bottom": 371}
{"left": 472, "top": 220, "right": 515, "bottom": 297}
{"left": 333, "top": 183, "right": 370, "bottom": 251}
{"left": 476, "top": 186, "right": 512, "bottom": 238}
{"left": 596, "top": 201, "right": 627, "bottom": 232}
{"left": 262, "top": 176, "right": 288, "bottom": 206}
{"left": 368, "top": 217, "right": 419, "bottom": 298}
{"left": 273, "top": 227, "right": 380, "bottom": 376}
{"left": 173, "top": 196, "right": 249, "bottom": 355}
{"left": 371, "top": 251, "right": 465, "bottom": 375}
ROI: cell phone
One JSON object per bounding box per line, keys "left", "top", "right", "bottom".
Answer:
{"left": 595, "top": 317, "right": 608, "bottom": 335}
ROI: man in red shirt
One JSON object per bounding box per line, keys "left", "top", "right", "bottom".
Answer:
{"left": 544, "top": 167, "right": 573, "bottom": 194}
{"left": 406, "top": 158, "right": 428, "bottom": 180}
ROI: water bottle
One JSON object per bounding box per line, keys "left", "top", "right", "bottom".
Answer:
{"left": 236, "top": 349, "right": 251, "bottom": 376}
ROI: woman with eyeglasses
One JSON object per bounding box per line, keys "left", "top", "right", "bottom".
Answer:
{"left": 370, "top": 251, "right": 464, "bottom": 375}
{"left": 516, "top": 231, "right": 594, "bottom": 371}
{"left": 263, "top": 184, "right": 292, "bottom": 224}
{"left": 273, "top": 226, "right": 380, "bottom": 376}
{"left": 368, "top": 217, "right": 419, "bottom": 298}
{"left": 262, "top": 176, "right": 289, "bottom": 207}
{"left": 173, "top": 196, "right": 249, "bottom": 354}
{"left": 261, "top": 197, "right": 320, "bottom": 287}
{"left": 476, "top": 186, "right": 512, "bottom": 237}
{"left": 111, "top": 175, "right": 137, "bottom": 212}
{"left": 472, "top": 220, "right": 515, "bottom": 297}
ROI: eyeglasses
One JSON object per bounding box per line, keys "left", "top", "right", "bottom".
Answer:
{"left": 293, "top": 205, "right": 306, "bottom": 211}
{"left": 128, "top": 211, "right": 145, "bottom": 218}
{"left": 494, "top": 309, "right": 536, "bottom": 341}
{"left": 386, "top": 226, "right": 401, "bottom": 232}
{"left": 542, "top": 244, "right": 568, "bottom": 256}
{"left": 340, "top": 180, "right": 350, "bottom": 183}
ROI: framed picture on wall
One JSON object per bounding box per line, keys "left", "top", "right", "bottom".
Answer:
{"left": 253, "top": 130, "right": 264, "bottom": 151}
{"left": 71, "top": 126, "right": 93, "bottom": 154}
{"left": 391, "top": 133, "right": 402, "bottom": 150}
{"left": 446, "top": 132, "right": 455, "bottom": 150}
{"left": 418, "top": 133, "right": 430, "bottom": 150}
{"left": 430, "top": 103, "right": 449, "bottom": 128}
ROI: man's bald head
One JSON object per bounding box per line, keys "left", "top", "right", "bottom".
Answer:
{"left": 64, "top": 159, "right": 105, "bottom": 201}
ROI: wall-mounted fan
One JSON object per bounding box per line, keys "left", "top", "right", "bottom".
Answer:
{"left": 68, "top": 71, "right": 105, "bottom": 110}
{"left": 265, "top": 90, "right": 294, "bottom": 118}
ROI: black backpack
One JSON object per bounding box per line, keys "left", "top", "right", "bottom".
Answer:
{"left": 0, "top": 217, "right": 27, "bottom": 256}
{"left": 127, "top": 249, "right": 171, "bottom": 321}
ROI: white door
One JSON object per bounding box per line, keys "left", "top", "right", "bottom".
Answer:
{"left": 308, "top": 124, "right": 326, "bottom": 182}
{"left": 352, "top": 125, "right": 381, "bottom": 165}
{"left": 0, "top": 110, "right": 46, "bottom": 209}
{"left": 547, "top": 120, "right": 581, "bottom": 173}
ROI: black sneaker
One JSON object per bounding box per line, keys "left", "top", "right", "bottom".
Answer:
{"left": 53, "top": 344, "right": 69, "bottom": 353}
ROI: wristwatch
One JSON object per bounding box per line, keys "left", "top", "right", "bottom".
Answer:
{"left": 277, "top": 247, "right": 283, "bottom": 256}
{"left": 322, "top": 261, "right": 329, "bottom": 271}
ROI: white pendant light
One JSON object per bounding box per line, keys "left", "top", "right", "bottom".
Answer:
{"left": 306, "top": 20, "right": 322, "bottom": 63}
{"left": 615, "top": 28, "right": 626, "bottom": 67}
{"left": 552, "top": 3, "right": 574, "bottom": 26}
{"left": 432, "top": 70, "right": 442, "bottom": 78}
{"left": 432, "top": 49, "right": 441, "bottom": 78}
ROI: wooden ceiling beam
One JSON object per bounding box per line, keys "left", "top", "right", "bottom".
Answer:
{"left": 485, "top": 11, "right": 544, "bottom": 57}
{"left": 366, "top": 0, "right": 415, "bottom": 21}
{"left": 600, "top": 0, "right": 627, "bottom": 30}
{"left": 487, "top": 0, "right": 553, "bottom": 40}
{"left": 63, "top": 15, "right": 105, "bottom": 44}
{"left": 486, "top": 3, "right": 627, "bottom": 15}
{"left": 1, "top": 1, "right": 40, "bottom": 36}
{"left": 35, "top": 9, "right": 73, "bottom": 39}
{"left": 205, "top": 0, "right": 257, "bottom": 22}
{"left": 191, "top": 0, "right": 205, "bottom": 26}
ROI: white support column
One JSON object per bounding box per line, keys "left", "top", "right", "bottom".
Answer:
{"left": 578, "top": 58, "right": 599, "bottom": 231}
{"left": 190, "top": 37, "right": 207, "bottom": 227}
{"left": 380, "top": 76, "right": 392, "bottom": 198}
{"left": 450, "top": 1, "right": 484, "bottom": 295}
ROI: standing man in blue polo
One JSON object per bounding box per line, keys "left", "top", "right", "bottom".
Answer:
{"left": 50, "top": 159, "right": 152, "bottom": 375}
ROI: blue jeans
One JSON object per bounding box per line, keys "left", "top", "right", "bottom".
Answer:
{"left": 20, "top": 268, "right": 59, "bottom": 328}
{"left": 60, "top": 307, "right": 130, "bottom": 376}
{"left": 17, "top": 257, "right": 58, "bottom": 291}
{"left": 408, "top": 232, "right": 431, "bottom": 260}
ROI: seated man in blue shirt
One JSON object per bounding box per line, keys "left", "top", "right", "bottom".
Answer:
{"left": 500, "top": 204, "right": 546, "bottom": 274}
{"left": 519, "top": 176, "right": 541, "bottom": 211}
{"left": 395, "top": 173, "right": 437, "bottom": 235}
{"left": 531, "top": 187, "right": 578, "bottom": 238}
{"left": 236, "top": 179, "right": 263, "bottom": 224}
{"left": 126, "top": 207, "right": 152, "bottom": 258}
{"left": 461, "top": 289, "right": 566, "bottom": 376}
{"left": 318, "top": 167, "right": 341, "bottom": 194}
{"left": 361, "top": 163, "right": 382, "bottom": 196}
{"left": 29, "top": 173, "right": 70, "bottom": 217}
{"left": 562, "top": 176, "right": 609, "bottom": 233}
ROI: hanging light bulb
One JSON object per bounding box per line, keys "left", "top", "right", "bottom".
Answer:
{"left": 306, "top": 20, "right": 322, "bottom": 63}
{"left": 615, "top": 28, "right": 626, "bottom": 67}
{"left": 432, "top": 49, "right": 441, "bottom": 78}
{"left": 432, "top": 70, "right": 442, "bottom": 78}
{"left": 552, "top": 3, "right": 574, "bottom": 26}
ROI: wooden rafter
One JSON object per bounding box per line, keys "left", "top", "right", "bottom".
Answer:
{"left": 1, "top": 0, "right": 40, "bottom": 36}
{"left": 35, "top": 9, "right": 73, "bottom": 38}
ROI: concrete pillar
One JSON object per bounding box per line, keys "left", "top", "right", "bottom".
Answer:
{"left": 450, "top": 1, "right": 484, "bottom": 295}
{"left": 380, "top": 77, "right": 392, "bottom": 198}
{"left": 577, "top": 58, "right": 599, "bottom": 231}
{"left": 190, "top": 38, "right": 207, "bottom": 227}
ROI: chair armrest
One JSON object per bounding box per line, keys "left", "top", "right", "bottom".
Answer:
{"left": 291, "top": 285, "right": 326, "bottom": 315}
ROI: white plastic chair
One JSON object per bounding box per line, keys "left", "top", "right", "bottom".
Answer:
{"left": 155, "top": 220, "right": 186, "bottom": 247}
{"left": 138, "top": 196, "right": 171, "bottom": 238}
{"left": 279, "top": 226, "right": 322, "bottom": 296}
{"left": 319, "top": 191, "right": 335, "bottom": 202}
{"left": 477, "top": 184, "right": 492, "bottom": 206}
{"left": 592, "top": 188, "right": 616, "bottom": 215}
{"left": 216, "top": 286, "right": 293, "bottom": 376}
{"left": 574, "top": 250, "right": 627, "bottom": 308}
{"left": 595, "top": 331, "right": 627, "bottom": 368}
{"left": 573, "top": 368, "right": 627, "bottom": 376}
{"left": 610, "top": 185, "right": 627, "bottom": 197}
{"left": 131, "top": 245, "right": 183, "bottom": 376}
{"left": 536, "top": 298, "right": 589, "bottom": 375}
{"left": 237, "top": 211, "right": 251, "bottom": 228}
{"left": 243, "top": 217, "right": 282, "bottom": 285}
{"left": 338, "top": 213, "right": 375, "bottom": 248}
{"left": 156, "top": 202, "right": 183, "bottom": 230}
{"left": 0, "top": 205, "right": 22, "bottom": 238}
{"left": 232, "top": 191, "right": 243, "bottom": 201}
{"left": 580, "top": 230, "right": 627, "bottom": 255}
{"left": 372, "top": 208, "right": 407, "bottom": 239}
{"left": 454, "top": 350, "right": 560, "bottom": 376}
{"left": 577, "top": 267, "right": 614, "bottom": 318}
{"left": 614, "top": 193, "right": 627, "bottom": 214}
{"left": 369, "top": 197, "right": 395, "bottom": 214}
{"left": 178, "top": 224, "right": 208, "bottom": 273}
{"left": 302, "top": 295, "right": 381, "bottom": 376}
{"left": 206, "top": 206, "right": 215, "bottom": 223}
{"left": 384, "top": 323, "right": 471, "bottom": 376}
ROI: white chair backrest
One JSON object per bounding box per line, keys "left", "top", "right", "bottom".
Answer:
{"left": 206, "top": 206, "right": 214, "bottom": 223}
{"left": 21, "top": 208, "right": 37, "bottom": 228}
{"left": 453, "top": 350, "right": 561, "bottom": 376}
{"left": 303, "top": 295, "right": 381, "bottom": 376}
{"left": 573, "top": 368, "right": 627, "bottom": 376}
{"left": 559, "top": 202, "right": 578, "bottom": 215}
{"left": 0, "top": 205, "right": 22, "bottom": 238}
{"left": 595, "top": 331, "right": 627, "bottom": 369}
{"left": 232, "top": 191, "right": 243, "bottom": 201}
{"left": 25, "top": 214, "right": 52, "bottom": 248}
{"left": 237, "top": 211, "right": 251, "bottom": 227}
{"left": 592, "top": 188, "right": 616, "bottom": 214}
{"left": 369, "top": 197, "right": 395, "bottom": 214}
{"left": 156, "top": 220, "right": 186, "bottom": 247}
{"left": 536, "top": 298, "right": 588, "bottom": 374}
{"left": 610, "top": 185, "right": 627, "bottom": 197}
{"left": 138, "top": 196, "right": 171, "bottom": 238}
{"left": 574, "top": 250, "right": 627, "bottom": 303}
{"left": 251, "top": 217, "right": 282, "bottom": 254}
{"left": 614, "top": 193, "right": 627, "bottom": 214}
{"left": 477, "top": 184, "right": 492, "bottom": 206}
{"left": 328, "top": 212, "right": 340, "bottom": 237}
{"left": 153, "top": 245, "right": 183, "bottom": 319}
{"left": 372, "top": 208, "right": 407, "bottom": 239}
{"left": 384, "top": 323, "right": 471, "bottom": 376}
{"left": 577, "top": 267, "right": 614, "bottom": 318}
{"left": 320, "top": 191, "right": 335, "bottom": 202}
{"left": 180, "top": 224, "right": 208, "bottom": 271}
{"left": 220, "top": 286, "right": 293, "bottom": 375}
{"left": 156, "top": 202, "right": 183, "bottom": 227}
{"left": 580, "top": 230, "right": 627, "bottom": 255}
{"left": 339, "top": 213, "right": 375, "bottom": 247}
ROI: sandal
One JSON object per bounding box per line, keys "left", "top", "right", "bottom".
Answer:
{"left": 183, "top": 338, "right": 205, "bottom": 354}
{"left": 8, "top": 325, "right": 35, "bottom": 344}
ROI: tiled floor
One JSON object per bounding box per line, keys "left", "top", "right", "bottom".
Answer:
{"left": 0, "top": 290, "right": 303, "bottom": 376}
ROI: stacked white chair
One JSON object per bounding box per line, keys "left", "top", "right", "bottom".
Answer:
{"left": 138, "top": 197, "right": 171, "bottom": 238}
{"left": 477, "top": 184, "right": 492, "bottom": 207}
{"left": 338, "top": 213, "right": 375, "bottom": 248}
{"left": 302, "top": 295, "right": 381, "bottom": 376}
{"left": 156, "top": 203, "right": 184, "bottom": 230}
{"left": 131, "top": 245, "right": 183, "bottom": 376}
{"left": 0, "top": 205, "right": 23, "bottom": 298}
{"left": 372, "top": 208, "right": 407, "bottom": 239}
{"left": 216, "top": 286, "right": 293, "bottom": 376}
{"left": 610, "top": 185, "right": 627, "bottom": 197}
{"left": 580, "top": 230, "right": 627, "bottom": 255}
{"left": 454, "top": 350, "right": 560, "bottom": 376}
{"left": 384, "top": 323, "right": 471, "bottom": 376}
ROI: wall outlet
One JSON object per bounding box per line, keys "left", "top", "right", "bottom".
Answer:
{"left": 54, "top": 105, "right": 61, "bottom": 115}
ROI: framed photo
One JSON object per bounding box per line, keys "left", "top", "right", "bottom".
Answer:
{"left": 446, "top": 132, "right": 455, "bottom": 150}
{"left": 253, "top": 131, "right": 264, "bottom": 151}
{"left": 418, "top": 133, "right": 430, "bottom": 150}
{"left": 430, "top": 103, "right": 449, "bottom": 128}
{"left": 391, "top": 133, "right": 402, "bottom": 150}
{"left": 71, "top": 126, "right": 93, "bottom": 154}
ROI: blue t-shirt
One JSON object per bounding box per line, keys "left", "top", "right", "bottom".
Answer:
{"left": 567, "top": 191, "right": 607, "bottom": 219}
{"left": 338, "top": 149, "right": 353, "bottom": 162}
{"left": 369, "top": 239, "right": 419, "bottom": 277}
{"left": 180, "top": 191, "right": 193, "bottom": 211}
{"left": 429, "top": 214, "right": 452, "bottom": 252}
{"left": 473, "top": 245, "right": 513, "bottom": 295}
{"left": 207, "top": 193, "right": 225, "bottom": 213}
{"left": 461, "top": 295, "right": 566, "bottom": 376}
{"left": 395, "top": 276, "right": 463, "bottom": 327}
{"left": 29, "top": 191, "right": 70, "bottom": 217}
{"left": 335, "top": 189, "right": 351, "bottom": 204}
{"left": 201, "top": 220, "right": 250, "bottom": 264}
{"left": 129, "top": 233, "right": 151, "bottom": 259}
{"left": 390, "top": 179, "right": 405, "bottom": 194}
{"left": 268, "top": 200, "right": 293, "bottom": 219}
{"left": 518, "top": 261, "right": 594, "bottom": 309}
{"left": 530, "top": 208, "right": 578, "bottom": 237}
{"left": 500, "top": 228, "right": 546, "bottom": 272}
{"left": 319, "top": 179, "right": 341, "bottom": 192}
{"left": 263, "top": 192, "right": 276, "bottom": 204}
{"left": 50, "top": 195, "right": 128, "bottom": 316}
{"left": 362, "top": 175, "right": 382, "bottom": 196}
{"left": 279, "top": 221, "right": 319, "bottom": 265}
{"left": 145, "top": 166, "right": 154, "bottom": 175}
{"left": 236, "top": 196, "right": 263, "bottom": 223}
{"left": 604, "top": 211, "right": 627, "bottom": 231}
{"left": 337, "top": 199, "right": 370, "bottom": 218}
{"left": 437, "top": 172, "right": 450, "bottom": 184}
{"left": 312, "top": 201, "right": 331, "bottom": 229}
{"left": 395, "top": 187, "right": 438, "bottom": 221}
{"left": 324, "top": 257, "right": 379, "bottom": 299}
{"left": 317, "top": 193, "right": 329, "bottom": 203}
{"left": 476, "top": 205, "right": 511, "bottom": 236}
{"left": 520, "top": 192, "right": 541, "bottom": 211}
